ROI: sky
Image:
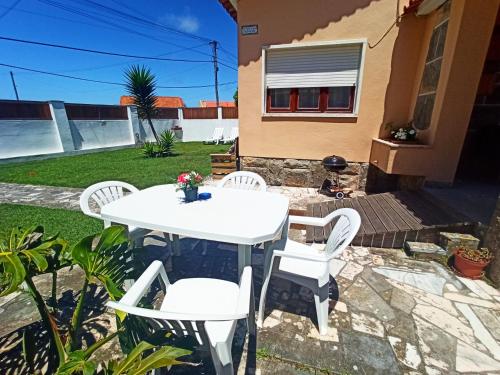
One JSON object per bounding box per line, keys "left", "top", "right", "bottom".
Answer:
{"left": 0, "top": 0, "right": 238, "bottom": 107}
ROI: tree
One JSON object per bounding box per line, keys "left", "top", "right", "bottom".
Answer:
{"left": 124, "top": 65, "right": 160, "bottom": 143}
{"left": 233, "top": 88, "right": 238, "bottom": 107}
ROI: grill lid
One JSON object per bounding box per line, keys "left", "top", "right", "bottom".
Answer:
{"left": 322, "top": 155, "right": 348, "bottom": 171}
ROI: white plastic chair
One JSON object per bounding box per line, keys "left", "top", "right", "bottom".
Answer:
{"left": 107, "top": 261, "right": 254, "bottom": 375}
{"left": 217, "top": 171, "right": 267, "bottom": 192}
{"left": 79, "top": 181, "right": 152, "bottom": 246}
{"left": 223, "top": 127, "right": 239, "bottom": 144}
{"left": 258, "top": 208, "right": 361, "bottom": 335}
{"left": 204, "top": 127, "right": 224, "bottom": 145}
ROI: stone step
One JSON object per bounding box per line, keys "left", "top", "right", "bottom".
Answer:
{"left": 404, "top": 241, "right": 447, "bottom": 257}
{"left": 439, "top": 232, "right": 480, "bottom": 254}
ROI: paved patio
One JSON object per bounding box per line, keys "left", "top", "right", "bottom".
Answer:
{"left": 1, "top": 230, "right": 499, "bottom": 374}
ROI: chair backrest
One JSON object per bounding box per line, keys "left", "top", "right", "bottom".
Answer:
{"left": 324, "top": 208, "right": 361, "bottom": 258}
{"left": 217, "top": 171, "right": 267, "bottom": 192}
{"left": 80, "top": 181, "right": 139, "bottom": 221}
{"left": 213, "top": 127, "right": 224, "bottom": 140}
{"left": 107, "top": 261, "right": 252, "bottom": 347}
{"left": 228, "top": 127, "right": 239, "bottom": 140}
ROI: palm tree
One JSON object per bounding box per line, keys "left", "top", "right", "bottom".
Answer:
{"left": 124, "top": 65, "right": 160, "bottom": 143}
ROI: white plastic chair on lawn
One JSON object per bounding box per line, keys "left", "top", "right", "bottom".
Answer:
{"left": 217, "top": 171, "right": 267, "bottom": 192}
{"left": 107, "top": 261, "right": 255, "bottom": 375}
{"left": 204, "top": 127, "right": 224, "bottom": 144}
{"left": 223, "top": 127, "right": 239, "bottom": 144}
{"left": 258, "top": 208, "right": 361, "bottom": 335}
{"left": 79, "top": 181, "right": 153, "bottom": 247}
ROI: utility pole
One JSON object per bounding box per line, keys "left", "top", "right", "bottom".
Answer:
{"left": 209, "top": 40, "right": 220, "bottom": 107}
{"left": 10, "top": 71, "right": 19, "bottom": 100}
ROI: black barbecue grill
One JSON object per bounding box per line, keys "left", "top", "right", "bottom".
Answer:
{"left": 319, "top": 155, "right": 352, "bottom": 199}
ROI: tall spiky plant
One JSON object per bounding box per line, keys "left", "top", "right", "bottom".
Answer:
{"left": 124, "top": 65, "right": 160, "bottom": 143}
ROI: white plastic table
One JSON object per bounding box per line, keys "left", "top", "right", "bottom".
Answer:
{"left": 100, "top": 184, "right": 290, "bottom": 276}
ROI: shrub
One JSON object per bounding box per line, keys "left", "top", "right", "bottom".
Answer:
{"left": 142, "top": 130, "right": 176, "bottom": 158}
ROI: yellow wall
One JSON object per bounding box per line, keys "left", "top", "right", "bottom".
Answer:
{"left": 237, "top": 0, "right": 500, "bottom": 184}
{"left": 238, "top": 0, "right": 426, "bottom": 162}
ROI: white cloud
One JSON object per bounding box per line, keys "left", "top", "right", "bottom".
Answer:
{"left": 161, "top": 12, "right": 200, "bottom": 34}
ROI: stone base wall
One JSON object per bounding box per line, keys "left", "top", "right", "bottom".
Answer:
{"left": 240, "top": 156, "right": 368, "bottom": 190}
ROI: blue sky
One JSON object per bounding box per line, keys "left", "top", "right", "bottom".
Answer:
{"left": 0, "top": 0, "right": 237, "bottom": 106}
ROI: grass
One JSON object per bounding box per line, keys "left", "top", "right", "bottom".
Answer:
{"left": 0, "top": 142, "right": 230, "bottom": 189}
{"left": 0, "top": 204, "right": 102, "bottom": 244}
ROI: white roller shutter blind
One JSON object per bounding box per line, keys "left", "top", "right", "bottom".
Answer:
{"left": 266, "top": 44, "right": 362, "bottom": 89}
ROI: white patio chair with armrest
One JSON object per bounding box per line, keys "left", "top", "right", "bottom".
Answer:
{"left": 223, "top": 127, "right": 239, "bottom": 144}
{"left": 107, "top": 261, "right": 254, "bottom": 375}
{"left": 258, "top": 208, "right": 361, "bottom": 336}
{"left": 79, "top": 181, "right": 172, "bottom": 249}
{"left": 217, "top": 171, "right": 267, "bottom": 192}
{"left": 204, "top": 127, "right": 224, "bottom": 145}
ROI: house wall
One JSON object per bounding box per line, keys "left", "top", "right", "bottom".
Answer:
{"left": 370, "top": 0, "right": 500, "bottom": 184}
{"left": 237, "top": 0, "right": 500, "bottom": 188}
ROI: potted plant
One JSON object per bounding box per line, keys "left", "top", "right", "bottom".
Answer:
{"left": 453, "top": 247, "right": 493, "bottom": 279}
{"left": 385, "top": 122, "right": 418, "bottom": 143}
{"left": 177, "top": 171, "right": 203, "bottom": 202}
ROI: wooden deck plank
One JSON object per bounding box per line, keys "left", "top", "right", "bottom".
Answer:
{"left": 320, "top": 201, "right": 331, "bottom": 241}
{"left": 350, "top": 197, "right": 376, "bottom": 236}
{"left": 366, "top": 196, "right": 399, "bottom": 248}
{"left": 313, "top": 203, "right": 325, "bottom": 242}
{"left": 306, "top": 204, "right": 314, "bottom": 243}
{"left": 395, "top": 190, "right": 449, "bottom": 227}
{"left": 374, "top": 194, "right": 412, "bottom": 231}
{"left": 381, "top": 193, "right": 424, "bottom": 230}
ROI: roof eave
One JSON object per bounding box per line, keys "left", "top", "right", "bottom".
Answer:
{"left": 218, "top": 0, "right": 237, "bottom": 22}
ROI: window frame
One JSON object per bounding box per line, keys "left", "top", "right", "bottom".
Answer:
{"left": 266, "top": 88, "right": 294, "bottom": 112}
{"left": 296, "top": 87, "right": 321, "bottom": 112}
{"left": 262, "top": 39, "right": 367, "bottom": 117}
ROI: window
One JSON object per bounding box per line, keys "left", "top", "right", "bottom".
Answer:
{"left": 264, "top": 41, "right": 363, "bottom": 114}
{"left": 266, "top": 86, "right": 354, "bottom": 113}
{"left": 269, "top": 88, "right": 291, "bottom": 109}
{"left": 298, "top": 88, "right": 320, "bottom": 109}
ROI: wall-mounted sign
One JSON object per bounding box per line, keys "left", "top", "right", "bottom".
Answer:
{"left": 241, "top": 25, "right": 258, "bottom": 35}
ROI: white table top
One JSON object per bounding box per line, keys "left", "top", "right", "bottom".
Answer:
{"left": 101, "top": 184, "right": 290, "bottom": 245}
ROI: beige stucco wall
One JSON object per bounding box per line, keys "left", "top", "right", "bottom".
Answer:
{"left": 238, "top": 0, "right": 426, "bottom": 162}
{"left": 238, "top": 0, "right": 500, "bottom": 184}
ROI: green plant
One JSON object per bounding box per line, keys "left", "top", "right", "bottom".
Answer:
{"left": 0, "top": 226, "right": 191, "bottom": 374}
{"left": 157, "top": 130, "right": 176, "bottom": 156}
{"left": 233, "top": 89, "right": 238, "bottom": 106}
{"left": 124, "top": 65, "right": 160, "bottom": 143}
{"left": 142, "top": 130, "right": 176, "bottom": 158}
{"left": 456, "top": 247, "right": 493, "bottom": 263}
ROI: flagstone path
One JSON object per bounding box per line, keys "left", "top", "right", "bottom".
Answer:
{"left": 1, "top": 231, "right": 499, "bottom": 374}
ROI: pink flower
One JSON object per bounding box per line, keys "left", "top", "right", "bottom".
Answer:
{"left": 177, "top": 173, "right": 188, "bottom": 183}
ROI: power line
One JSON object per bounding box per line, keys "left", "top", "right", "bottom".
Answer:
{"left": 0, "top": 0, "right": 22, "bottom": 21}
{"left": 0, "top": 35, "right": 238, "bottom": 71}
{"left": 0, "top": 36, "right": 211, "bottom": 63}
{"left": 0, "top": 62, "right": 237, "bottom": 89}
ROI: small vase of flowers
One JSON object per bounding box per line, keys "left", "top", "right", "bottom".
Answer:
{"left": 177, "top": 171, "right": 203, "bottom": 202}
{"left": 385, "top": 122, "right": 418, "bottom": 143}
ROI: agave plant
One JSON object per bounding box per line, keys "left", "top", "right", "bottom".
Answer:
{"left": 124, "top": 65, "right": 160, "bottom": 143}
{"left": 142, "top": 130, "right": 176, "bottom": 158}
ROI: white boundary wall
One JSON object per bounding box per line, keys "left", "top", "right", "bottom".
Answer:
{"left": 0, "top": 103, "right": 238, "bottom": 160}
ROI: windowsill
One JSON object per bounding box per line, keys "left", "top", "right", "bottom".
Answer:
{"left": 372, "top": 138, "right": 432, "bottom": 149}
{"left": 262, "top": 112, "right": 358, "bottom": 118}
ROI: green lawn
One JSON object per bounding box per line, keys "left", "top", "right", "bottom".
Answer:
{"left": 0, "top": 204, "right": 102, "bottom": 244}
{"left": 0, "top": 142, "right": 229, "bottom": 189}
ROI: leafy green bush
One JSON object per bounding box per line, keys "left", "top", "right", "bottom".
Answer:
{"left": 142, "top": 130, "right": 176, "bottom": 158}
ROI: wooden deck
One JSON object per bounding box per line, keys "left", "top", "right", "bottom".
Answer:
{"left": 306, "top": 190, "right": 476, "bottom": 248}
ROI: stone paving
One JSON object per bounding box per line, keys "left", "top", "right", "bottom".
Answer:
{"left": 0, "top": 181, "right": 365, "bottom": 211}
{"left": 1, "top": 231, "right": 499, "bottom": 374}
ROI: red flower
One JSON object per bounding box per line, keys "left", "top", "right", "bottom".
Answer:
{"left": 177, "top": 173, "right": 188, "bottom": 183}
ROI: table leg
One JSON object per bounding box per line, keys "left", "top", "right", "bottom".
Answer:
{"left": 237, "top": 244, "right": 251, "bottom": 277}
{"left": 172, "top": 234, "right": 181, "bottom": 256}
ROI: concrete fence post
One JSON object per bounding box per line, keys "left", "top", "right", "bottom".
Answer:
{"left": 127, "top": 105, "right": 142, "bottom": 144}
{"left": 178, "top": 107, "right": 184, "bottom": 121}
{"left": 217, "top": 106, "right": 223, "bottom": 120}
{"left": 48, "top": 101, "right": 75, "bottom": 152}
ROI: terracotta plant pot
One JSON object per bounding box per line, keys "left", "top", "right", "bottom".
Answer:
{"left": 453, "top": 249, "right": 492, "bottom": 279}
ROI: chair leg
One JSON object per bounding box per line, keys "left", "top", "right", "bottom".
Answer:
{"left": 209, "top": 342, "right": 234, "bottom": 375}
{"left": 258, "top": 248, "right": 273, "bottom": 327}
{"left": 314, "top": 283, "right": 330, "bottom": 336}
